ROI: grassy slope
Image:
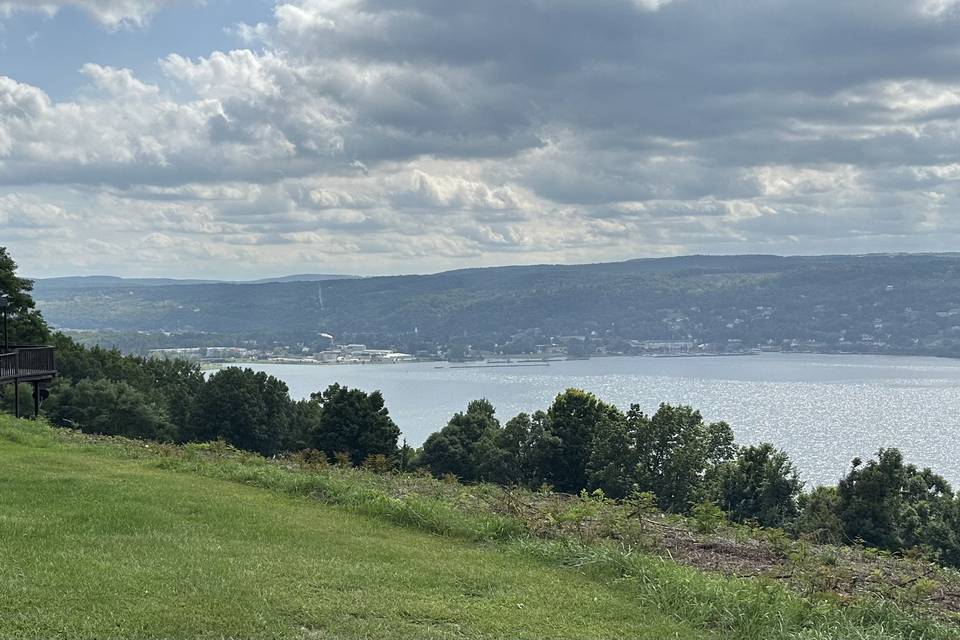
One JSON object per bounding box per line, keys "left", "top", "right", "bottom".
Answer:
{"left": 0, "top": 417, "right": 956, "bottom": 640}
{"left": 0, "top": 424, "right": 694, "bottom": 640}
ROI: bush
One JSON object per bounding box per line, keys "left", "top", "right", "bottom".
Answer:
{"left": 691, "top": 501, "right": 726, "bottom": 534}
{"left": 46, "top": 378, "right": 176, "bottom": 441}
{"left": 794, "top": 486, "right": 845, "bottom": 543}
{"left": 363, "top": 453, "right": 394, "bottom": 473}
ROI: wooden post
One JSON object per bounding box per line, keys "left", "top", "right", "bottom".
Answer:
{"left": 13, "top": 379, "right": 19, "bottom": 419}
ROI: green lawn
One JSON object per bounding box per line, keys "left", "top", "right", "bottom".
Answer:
{"left": 0, "top": 418, "right": 956, "bottom": 640}
{"left": 0, "top": 424, "right": 699, "bottom": 639}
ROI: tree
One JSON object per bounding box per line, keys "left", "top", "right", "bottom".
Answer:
{"left": 837, "top": 448, "right": 960, "bottom": 563}
{"left": 635, "top": 403, "right": 735, "bottom": 512}
{"left": 140, "top": 357, "right": 205, "bottom": 437}
{"left": 47, "top": 333, "right": 204, "bottom": 435}
{"left": 307, "top": 383, "right": 400, "bottom": 465}
{"left": 487, "top": 412, "right": 533, "bottom": 485}
{"left": 419, "top": 399, "right": 531, "bottom": 484}
{"left": 528, "top": 389, "right": 622, "bottom": 494}
{"left": 420, "top": 400, "right": 500, "bottom": 482}
{"left": 46, "top": 378, "right": 176, "bottom": 441}
{"left": 586, "top": 408, "right": 636, "bottom": 498}
{"left": 713, "top": 443, "right": 803, "bottom": 527}
{"left": 837, "top": 449, "right": 909, "bottom": 549}
{"left": 0, "top": 247, "right": 51, "bottom": 415}
{"left": 188, "top": 367, "right": 293, "bottom": 456}
{"left": 0, "top": 247, "right": 49, "bottom": 346}
{"left": 288, "top": 398, "right": 323, "bottom": 453}
{"left": 520, "top": 410, "right": 559, "bottom": 489}
{"left": 585, "top": 403, "right": 737, "bottom": 510}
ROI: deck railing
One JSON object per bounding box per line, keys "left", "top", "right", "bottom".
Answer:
{"left": 0, "top": 346, "right": 56, "bottom": 381}
{"left": 0, "top": 351, "right": 15, "bottom": 380}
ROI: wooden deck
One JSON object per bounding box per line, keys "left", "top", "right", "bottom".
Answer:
{"left": 0, "top": 346, "right": 57, "bottom": 385}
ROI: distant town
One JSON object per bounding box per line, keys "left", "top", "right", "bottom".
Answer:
{"left": 145, "top": 334, "right": 753, "bottom": 367}
{"left": 149, "top": 338, "right": 418, "bottom": 366}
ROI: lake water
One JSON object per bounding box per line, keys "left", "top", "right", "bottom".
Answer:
{"left": 246, "top": 353, "right": 960, "bottom": 487}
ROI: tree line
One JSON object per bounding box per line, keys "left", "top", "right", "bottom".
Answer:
{"left": 2, "top": 246, "right": 960, "bottom": 568}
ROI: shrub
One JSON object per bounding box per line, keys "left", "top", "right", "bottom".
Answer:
{"left": 46, "top": 378, "right": 176, "bottom": 441}
{"left": 691, "top": 501, "right": 726, "bottom": 534}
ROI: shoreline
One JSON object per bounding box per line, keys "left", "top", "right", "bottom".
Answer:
{"left": 198, "top": 349, "right": 957, "bottom": 372}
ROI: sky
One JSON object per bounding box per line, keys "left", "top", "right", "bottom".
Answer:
{"left": 3, "top": 1, "right": 960, "bottom": 279}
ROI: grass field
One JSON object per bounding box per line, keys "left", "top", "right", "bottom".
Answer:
{"left": 0, "top": 416, "right": 957, "bottom": 639}
{"left": 0, "top": 425, "right": 697, "bottom": 639}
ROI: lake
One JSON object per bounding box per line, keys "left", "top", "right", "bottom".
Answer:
{"left": 246, "top": 353, "right": 960, "bottom": 487}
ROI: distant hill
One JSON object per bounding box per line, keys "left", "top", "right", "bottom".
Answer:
{"left": 31, "top": 253, "right": 960, "bottom": 357}
{"left": 245, "top": 274, "right": 357, "bottom": 284}
{"left": 35, "top": 273, "right": 355, "bottom": 288}
{"left": 35, "top": 275, "right": 222, "bottom": 288}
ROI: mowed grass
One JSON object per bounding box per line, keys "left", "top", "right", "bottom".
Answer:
{"left": 1, "top": 419, "right": 957, "bottom": 640}
{"left": 0, "top": 425, "right": 700, "bottom": 639}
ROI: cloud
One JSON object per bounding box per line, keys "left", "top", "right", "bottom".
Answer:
{"left": 393, "top": 171, "right": 524, "bottom": 211}
{"left": 0, "top": 0, "right": 191, "bottom": 27}
{"left": 80, "top": 63, "right": 159, "bottom": 98}
{"left": 6, "top": 0, "right": 960, "bottom": 277}
{"left": 0, "top": 192, "right": 76, "bottom": 228}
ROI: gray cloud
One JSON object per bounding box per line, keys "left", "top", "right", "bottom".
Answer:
{"left": 4, "top": 0, "right": 960, "bottom": 277}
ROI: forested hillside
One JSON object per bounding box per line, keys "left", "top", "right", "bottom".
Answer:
{"left": 33, "top": 253, "right": 960, "bottom": 356}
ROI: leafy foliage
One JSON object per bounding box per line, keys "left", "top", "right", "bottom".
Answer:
{"left": 0, "top": 247, "right": 49, "bottom": 346}
{"left": 187, "top": 367, "right": 293, "bottom": 456}
{"left": 532, "top": 389, "right": 622, "bottom": 494}
{"left": 45, "top": 378, "right": 176, "bottom": 441}
{"left": 420, "top": 399, "right": 500, "bottom": 482}
{"left": 714, "top": 443, "right": 803, "bottom": 527}
{"left": 794, "top": 486, "right": 845, "bottom": 544}
{"left": 305, "top": 383, "right": 401, "bottom": 465}
{"left": 586, "top": 403, "right": 736, "bottom": 511}
{"left": 837, "top": 449, "right": 960, "bottom": 564}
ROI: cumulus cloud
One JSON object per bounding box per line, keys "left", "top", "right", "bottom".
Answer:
{"left": 6, "top": 0, "right": 960, "bottom": 277}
